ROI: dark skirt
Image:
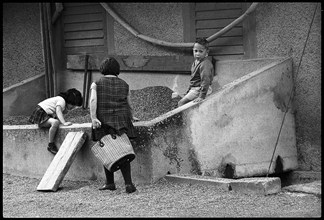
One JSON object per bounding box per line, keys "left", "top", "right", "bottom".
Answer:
{"left": 29, "top": 105, "right": 52, "bottom": 125}
{"left": 92, "top": 123, "right": 137, "bottom": 142}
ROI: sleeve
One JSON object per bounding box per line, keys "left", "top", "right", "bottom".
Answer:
{"left": 56, "top": 96, "right": 66, "bottom": 111}
{"left": 199, "top": 61, "right": 214, "bottom": 99}
{"left": 90, "top": 82, "right": 97, "bottom": 90}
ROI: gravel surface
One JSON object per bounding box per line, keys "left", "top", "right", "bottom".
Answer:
{"left": 3, "top": 86, "right": 321, "bottom": 217}
{"left": 3, "top": 173, "right": 321, "bottom": 218}
{"left": 3, "top": 86, "right": 181, "bottom": 125}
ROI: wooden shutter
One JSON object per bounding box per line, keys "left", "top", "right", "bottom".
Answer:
{"left": 62, "top": 3, "right": 107, "bottom": 55}
{"left": 194, "top": 3, "right": 245, "bottom": 60}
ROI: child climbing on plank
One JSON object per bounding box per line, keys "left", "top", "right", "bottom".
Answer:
{"left": 178, "top": 37, "right": 214, "bottom": 107}
{"left": 29, "top": 88, "right": 83, "bottom": 154}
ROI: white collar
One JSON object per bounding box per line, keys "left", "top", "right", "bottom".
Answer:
{"left": 104, "top": 75, "right": 117, "bottom": 78}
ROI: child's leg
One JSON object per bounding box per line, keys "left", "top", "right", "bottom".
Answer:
{"left": 120, "top": 162, "right": 132, "bottom": 185}
{"left": 120, "top": 162, "right": 136, "bottom": 193}
{"left": 178, "top": 96, "right": 192, "bottom": 107}
{"left": 40, "top": 118, "right": 60, "bottom": 143}
{"left": 104, "top": 166, "right": 115, "bottom": 184}
{"left": 178, "top": 88, "right": 200, "bottom": 107}
{"left": 99, "top": 166, "right": 116, "bottom": 190}
{"left": 39, "top": 118, "right": 60, "bottom": 154}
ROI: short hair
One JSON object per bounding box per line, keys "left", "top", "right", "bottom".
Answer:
{"left": 99, "top": 57, "right": 120, "bottom": 76}
{"left": 195, "top": 37, "right": 209, "bottom": 50}
{"left": 58, "top": 88, "right": 83, "bottom": 106}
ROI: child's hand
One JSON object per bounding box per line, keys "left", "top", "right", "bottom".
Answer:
{"left": 92, "top": 118, "right": 102, "bottom": 129}
{"left": 63, "top": 122, "right": 72, "bottom": 126}
{"left": 193, "top": 97, "right": 204, "bottom": 103}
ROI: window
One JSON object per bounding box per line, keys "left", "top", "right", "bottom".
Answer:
{"left": 183, "top": 3, "right": 256, "bottom": 60}
{"left": 62, "top": 3, "right": 108, "bottom": 55}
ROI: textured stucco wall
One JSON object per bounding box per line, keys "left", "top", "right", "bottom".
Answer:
{"left": 255, "top": 2, "right": 321, "bottom": 171}
{"left": 110, "top": 3, "right": 185, "bottom": 56}
{"left": 3, "top": 3, "right": 44, "bottom": 89}
{"left": 3, "top": 2, "right": 321, "bottom": 173}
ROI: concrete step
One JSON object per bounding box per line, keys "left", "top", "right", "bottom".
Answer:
{"left": 282, "top": 180, "right": 321, "bottom": 197}
{"left": 285, "top": 171, "right": 321, "bottom": 184}
{"left": 164, "top": 174, "right": 281, "bottom": 196}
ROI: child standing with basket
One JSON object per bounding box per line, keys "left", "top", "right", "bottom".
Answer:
{"left": 90, "top": 57, "right": 137, "bottom": 194}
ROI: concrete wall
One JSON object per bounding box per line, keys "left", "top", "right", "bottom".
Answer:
{"left": 255, "top": 2, "right": 321, "bottom": 171}
{"left": 188, "top": 58, "right": 297, "bottom": 177}
{"left": 3, "top": 58, "right": 298, "bottom": 183}
{"left": 111, "top": 3, "right": 185, "bottom": 56}
{"left": 3, "top": 74, "right": 46, "bottom": 116}
{"left": 3, "top": 2, "right": 320, "bottom": 173}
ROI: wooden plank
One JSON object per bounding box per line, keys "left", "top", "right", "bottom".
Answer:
{"left": 37, "top": 131, "right": 87, "bottom": 192}
{"left": 64, "top": 13, "right": 103, "bottom": 24}
{"left": 195, "top": 3, "right": 242, "bottom": 11}
{"left": 64, "top": 3, "right": 98, "bottom": 7}
{"left": 213, "top": 54, "right": 243, "bottom": 61}
{"left": 65, "top": 47, "right": 107, "bottom": 55}
{"left": 64, "top": 30, "right": 104, "bottom": 40}
{"left": 208, "top": 36, "right": 243, "bottom": 46}
{"left": 196, "top": 9, "right": 242, "bottom": 20}
{"left": 65, "top": 39, "right": 105, "bottom": 48}
{"left": 209, "top": 45, "right": 244, "bottom": 55}
{"left": 63, "top": 4, "right": 103, "bottom": 15}
{"left": 197, "top": 27, "right": 243, "bottom": 38}
{"left": 196, "top": 18, "right": 242, "bottom": 29}
{"left": 64, "top": 22, "right": 103, "bottom": 32}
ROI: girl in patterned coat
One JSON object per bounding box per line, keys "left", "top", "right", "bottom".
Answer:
{"left": 90, "top": 57, "right": 137, "bottom": 193}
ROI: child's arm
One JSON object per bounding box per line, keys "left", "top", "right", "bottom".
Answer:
{"left": 89, "top": 82, "right": 102, "bottom": 128}
{"left": 194, "top": 61, "right": 213, "bottom": 102}
{"left": 55, "top": 105, "right": 72, "bottom": 126}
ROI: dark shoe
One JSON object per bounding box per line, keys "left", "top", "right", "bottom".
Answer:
{"left": 47, "top": 143, "right": 58, "bottom": 155}
{"left": 125, "top": 184, "right": 137, "bottom": 193}
{"left": 99, "top": 184, "right": 116, "bottom": 191}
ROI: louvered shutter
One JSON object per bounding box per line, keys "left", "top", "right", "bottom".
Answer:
{"left": 194, "top": 3, "right": 244, "bottom": 60}
{"left": 62, "top": 3, "right": 107, "bottom": 55}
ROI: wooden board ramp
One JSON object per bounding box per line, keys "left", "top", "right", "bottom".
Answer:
{"left": 37, "top": 131, "right": 87, "bottom": 192}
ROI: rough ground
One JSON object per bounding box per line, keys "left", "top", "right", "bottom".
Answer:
{"left": 3, "top": 86, "right": 181, "bottom": 125}
{"left": 3, "top": 86, "right": 321, "bottom": 217}
{"left": 2, "top": 173, "right": 321, "bottom": 218}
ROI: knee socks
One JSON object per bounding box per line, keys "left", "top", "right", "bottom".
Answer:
{"left": 103, "top": 162, "right": 133, "bottom": 185}
{"left": 103, "top": 166, "right": 115, "bottom": 185}
{"left": 120, "top": 162, "right": 132, "bottom": 185}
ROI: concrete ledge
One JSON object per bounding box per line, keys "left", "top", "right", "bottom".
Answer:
{"left": 282, "top": 180, "right": 321, "bottom": 196}
{"left": 229, "top": 177, "right": 281, "bottom": 195}
{"left": 164, "top": 174, "right": 231, "bottom": 191}
{"left": 3, "top": 57, "right": 298, "bottom": 186}
{"left": 285, "top": 171, "right": 321, "bottom": 185}
{"left": 165, "top": 174, "right": 281, "bottom": 196}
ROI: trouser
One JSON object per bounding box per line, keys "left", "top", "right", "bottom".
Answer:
{"left": 103, "top": 161, "right": 132, "bottom": 185}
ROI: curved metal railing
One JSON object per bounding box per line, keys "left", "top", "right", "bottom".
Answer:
{"left": 100, "top": 2, "right": 259, "bottom": 48}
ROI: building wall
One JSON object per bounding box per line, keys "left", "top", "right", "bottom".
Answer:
{"left": 2, "top": 3, "right": 44, "bottom": 89}
{"left": 110, "top": 3, "right": 185, "bottom": 56}
{"left": 255, "top": 2, "right": 321, "bottom": 171}
{"left": 3, "top": 3, "right": 321, "bottom": 172}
